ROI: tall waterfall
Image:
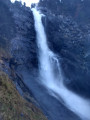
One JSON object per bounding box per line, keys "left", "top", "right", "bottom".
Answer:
{"left": 32, "top": 8, "right": 90, "bottom": 120}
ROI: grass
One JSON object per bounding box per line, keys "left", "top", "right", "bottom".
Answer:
{"left": 0, "top": 71, "right": 47, "bottom": 120}
{"left": 0, "top": 47, "right": 11, "bottom": 60}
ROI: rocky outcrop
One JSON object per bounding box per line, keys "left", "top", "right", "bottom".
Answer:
{"left": 10, "top": 1, "right": 38, "bottom": 69}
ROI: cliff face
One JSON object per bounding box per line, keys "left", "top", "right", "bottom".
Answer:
{"left": 0, "top": 1, "right": 47, "bottom": 120}
{"left": 10, "top": 2, "right": 38, "bottom": 69}
{"left": 39, "top": 0, "right": 90, "bottom": 24}
{"left": 1, "top": 0, "right": 89, "bottom": 98}
{"left": 0, "top": 0, "right": 15, "bottom": 57}
{"left": 0, "top": 0, "right": 90, "bottom": 120}
{"left": 38, "top": 0, "right": 90, "bottom": 98}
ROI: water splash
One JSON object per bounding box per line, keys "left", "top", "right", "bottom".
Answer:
{"left": 32, "top": 8, "right": 90, "bottom": 120}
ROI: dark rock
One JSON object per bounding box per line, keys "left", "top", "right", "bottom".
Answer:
{"left": 9, "top": 1, "right": 39, "bottom": 69}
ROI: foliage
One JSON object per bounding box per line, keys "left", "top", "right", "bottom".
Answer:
{"left": 0, "top": 71, "right": 47, "bottom": 120}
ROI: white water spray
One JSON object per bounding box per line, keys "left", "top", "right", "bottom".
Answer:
{"left": 32, "top": 8, "right": 56, "bottom": 87}
{"left": 32, "top": 8, "right": 90, "bottom": 120}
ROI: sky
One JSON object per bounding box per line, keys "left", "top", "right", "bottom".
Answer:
{"left": 11, "top": 0, "right": 40, "bottom": 7}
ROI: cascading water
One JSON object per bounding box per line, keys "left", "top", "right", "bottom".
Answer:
{"left": 32, "top": 8, "right": 56, "bottom": 87}
{"left": 32, "top": 8, "right": 90, "bottom": 120}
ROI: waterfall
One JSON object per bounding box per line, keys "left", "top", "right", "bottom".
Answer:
{"left": 32, "top": 8, "right": 90, "bottom": 120}
{"left": 32, "top": 8, "right": 56, "bottom": 87}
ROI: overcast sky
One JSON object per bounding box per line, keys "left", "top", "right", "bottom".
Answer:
{"left": 11, "top": 0, "right": 39, "bottom": 7}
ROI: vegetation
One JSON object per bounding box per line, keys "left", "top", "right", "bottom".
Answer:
{"left": 0, "top": 71, "right": 47, "bottom": 120}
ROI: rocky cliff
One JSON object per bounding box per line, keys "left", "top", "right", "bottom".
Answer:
{"left": 0, "top": 0, "right": 90, "bottom": 120}
{"left": 38, "top": 0, "right": 90, "bottom": 98}
{"left": 0, "top": 0, "right": 47, "bottom": 120}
